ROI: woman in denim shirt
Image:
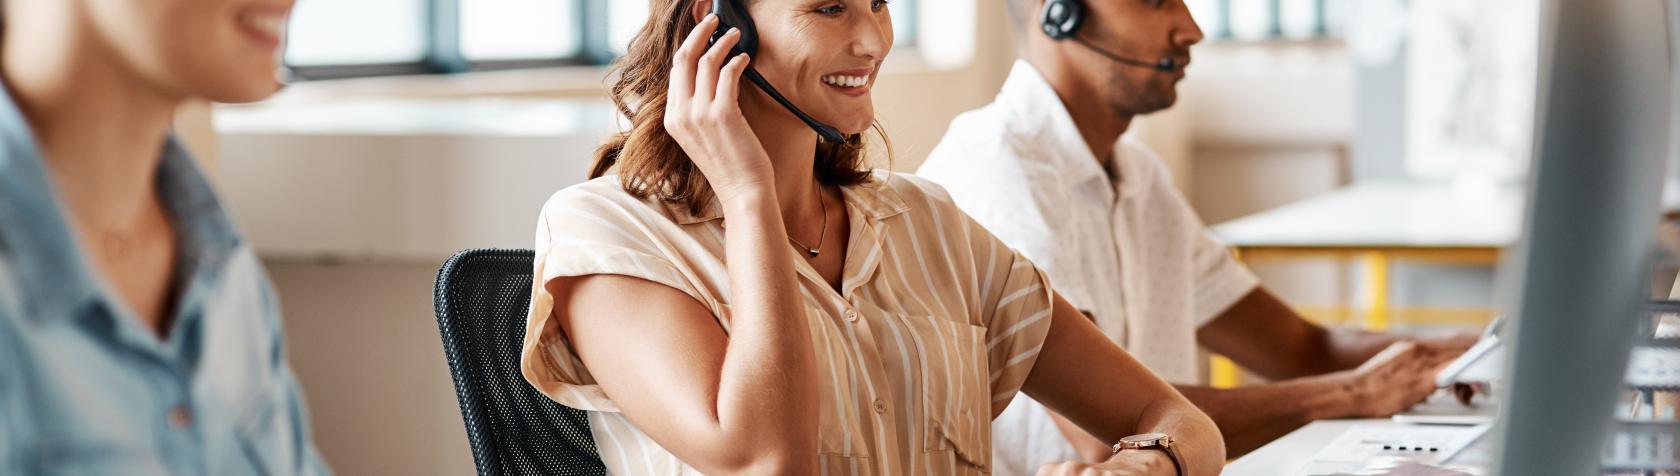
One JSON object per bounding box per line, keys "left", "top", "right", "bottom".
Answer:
{"left": 0, "top": 0, "right": 327, "bottom": 474}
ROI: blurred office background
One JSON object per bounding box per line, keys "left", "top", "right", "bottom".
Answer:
{"left": 159, "top": 0, "right": 1605, "bottom": 473}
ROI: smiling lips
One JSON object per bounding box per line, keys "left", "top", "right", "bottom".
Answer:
{"left": 821, "top": 73, "right": 870, "bottom": 88}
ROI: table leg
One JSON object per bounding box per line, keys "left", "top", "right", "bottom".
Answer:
{"left": 1364, "top": 252, "right": 1391, "bottom": 331}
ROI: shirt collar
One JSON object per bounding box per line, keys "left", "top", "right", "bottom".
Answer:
{"left": 0, "top": 79, "right": 241, "bottom": 322}
{"left": 997, "top": 60, "right": 1115, "bottom": 188}
{"left": 666, "top": 171, "right": 910, "bottom": 225}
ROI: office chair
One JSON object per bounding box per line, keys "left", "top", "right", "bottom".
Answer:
{"left": 433, "top": 248, "right": 607, "bottom": 476}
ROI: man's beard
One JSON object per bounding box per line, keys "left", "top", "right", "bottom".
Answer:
{"left": 1110, "top": 72, "right": 1177, "bottom": 116}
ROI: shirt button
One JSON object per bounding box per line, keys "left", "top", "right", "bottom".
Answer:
{"left": 845, "top": 310, "right": 860, "bottom": 322}
{"left": 872, "top": 399, "right": 887, "bottom": 414}
{"left": 168, "top": 405, "right": 193, "bottom": 429}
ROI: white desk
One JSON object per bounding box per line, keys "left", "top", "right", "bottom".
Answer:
{"left": 1211, "top": 180, "right": 1523, "bottom": 261}
{"left": 1224, "top": 419, "right": 1492, "bottom": 475}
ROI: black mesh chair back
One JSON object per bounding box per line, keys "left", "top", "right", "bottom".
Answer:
{"left": 433, "top": 248, "right": 607, "bottom": 476}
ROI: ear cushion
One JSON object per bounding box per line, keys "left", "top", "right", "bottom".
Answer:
{"left": 1039, "top": 0, "right": 1084, "bottom": 40}
{"left": 711, "top": 0, "right": 760, "bottom": 56}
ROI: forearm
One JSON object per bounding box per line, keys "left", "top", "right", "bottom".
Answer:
{"left": 1027, "top": 296, "right": 1225, "bottom": 475}
{"left": 713, "top": 191, "right": 819, "bottom": 470}
{"left": 1131, "top": 395, "right": 1225, "bottom": 476}
{"left": 1175, "top": 374, "right": 1358, "bottom": 457}
{"left": 1203, "top": 289, "right": 1388, "bottom": 380}
{"left": 1320, "top": 327, "right": 1404, "bottom": 373}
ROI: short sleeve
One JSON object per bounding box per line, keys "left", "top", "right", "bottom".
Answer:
{"left": 980, "top": 245, "right": 1058, "bottom": 414}
{"left": 1190, "top": 228, "right": 1260, "bottom": 326}
{"left": 520, "top": 185, "right": 701, "bottom": 412}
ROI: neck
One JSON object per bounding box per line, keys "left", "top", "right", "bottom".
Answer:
{"left": 742, "top": 97, "right": 826, "bottom": 230}
{"left": 1026, "top": 55, "right": 1133, "bottom": 167}
{"left": 2, "top": 3, "right": 183, "bottom": 228}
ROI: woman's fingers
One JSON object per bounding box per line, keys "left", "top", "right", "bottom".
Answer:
{"left": 670, "top": 14, "right": 720, "bottom": 105}
{"left": 715, "top": 53, "right": 750, "bottom": 106}
{"left": 695, "top": 28, "right": 741, "bottom": 103}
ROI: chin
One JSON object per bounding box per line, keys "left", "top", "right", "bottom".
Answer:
{"left": 192, "top": 71, "right": 283, "bottom": 104}
{"left": 826, "top": 112, "right": 877, "bottom": 135}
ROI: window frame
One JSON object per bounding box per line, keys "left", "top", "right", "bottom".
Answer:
{"left": 286, "top": 0, "right": 917, "bottom": 81}
{"left": 1201, "top": 0, "right": 1335, "bottom": 41}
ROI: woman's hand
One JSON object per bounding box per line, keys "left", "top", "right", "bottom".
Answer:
{"left": 664, "top": 14, "right": 775, "bottom": 205}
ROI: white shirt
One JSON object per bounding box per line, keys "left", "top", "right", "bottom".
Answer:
{"left": 917, "top": 60, "right": 1260, "bottom": 475}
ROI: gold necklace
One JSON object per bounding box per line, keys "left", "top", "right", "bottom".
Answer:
{"left": 787, "top": 184, "right": 828, "bottom": 258}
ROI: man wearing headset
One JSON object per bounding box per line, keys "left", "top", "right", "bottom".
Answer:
{"left": 916, "top": 0, "right": 1479, "bottom": 472}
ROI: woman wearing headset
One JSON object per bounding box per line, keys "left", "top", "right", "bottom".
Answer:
{"left": 0, "top": 0, "right": 326, "bottom": 473}
{"left": 521, "top": 0, "right": 1221, "bottom": 474}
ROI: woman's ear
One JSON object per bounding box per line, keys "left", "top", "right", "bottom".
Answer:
{"left": 691, "top": 0, "right": 714, "bottom": 23}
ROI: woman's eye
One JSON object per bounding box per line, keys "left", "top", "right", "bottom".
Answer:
{"left": 871, "top": 0, "right": 891, "bottom": 12}
{"left": 816, "top": 4, "right": 844, "bottom": 16}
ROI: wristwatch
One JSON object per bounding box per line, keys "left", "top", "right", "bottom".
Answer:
{"left": 1112, "top": 432, "right": 1185, "bottom": 476}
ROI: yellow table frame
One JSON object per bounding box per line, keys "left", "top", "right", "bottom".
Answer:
{"left": 1210, "top": 246, "right": 1504, "bottom": 388}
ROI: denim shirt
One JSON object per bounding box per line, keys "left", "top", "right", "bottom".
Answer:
{"left": 0, "top": 83, "right": 329, "bottom": 475}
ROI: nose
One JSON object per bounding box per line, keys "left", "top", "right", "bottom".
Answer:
{"left": 850, "top": 5, "right": 891, "bottom": 61}
{"left": 1175, "top": 0, "right": 1205, "bottom": 48}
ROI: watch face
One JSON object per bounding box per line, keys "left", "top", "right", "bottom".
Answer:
{"left": 1122, "top": 432, "right": 1169, "bottom": 444}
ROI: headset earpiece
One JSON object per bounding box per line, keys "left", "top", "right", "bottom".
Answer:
{"left": 711, "top": 0, "right": 759, "bottom": 57}
{"left": 1039, "top": 0, "right": 1085, "bottom": 40}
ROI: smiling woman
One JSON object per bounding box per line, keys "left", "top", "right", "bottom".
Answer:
{"left": 518, "top": 1, "right": 1226, "bottom": 475}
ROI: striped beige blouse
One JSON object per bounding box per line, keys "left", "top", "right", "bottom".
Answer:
{"left": 521, "top": 171, "right": 1058, "bottom": 475}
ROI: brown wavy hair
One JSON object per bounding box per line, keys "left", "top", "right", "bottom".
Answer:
{"left": 589, "top": 0, "right": 886, "bottom": 215}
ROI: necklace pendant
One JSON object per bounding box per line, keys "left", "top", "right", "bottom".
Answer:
{"left": 807, "top": 248, "right": 820, "bottom": 258}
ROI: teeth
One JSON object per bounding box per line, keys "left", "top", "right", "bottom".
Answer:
{"left": 822, "top": 74, "right": 869, "bottom": 88}
{"left": 241, "top": 13, "right": 288, "bottom": 38}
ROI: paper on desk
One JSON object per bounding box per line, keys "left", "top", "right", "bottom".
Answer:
{"left": 1323, "top": 457, "right": 1486, "bottom": 476}
{"left": 1302, "top": 424, "right": 1492, "bottom": 475}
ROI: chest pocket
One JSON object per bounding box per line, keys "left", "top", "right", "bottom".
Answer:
{"left": 902, "top": 313, "right": 990, "bottom": 469}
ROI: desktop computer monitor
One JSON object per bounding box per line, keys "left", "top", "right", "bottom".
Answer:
{"left": 1494, "top": 1, "right": 1675, "bottom": 474}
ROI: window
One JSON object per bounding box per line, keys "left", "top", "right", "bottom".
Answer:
{"left": 284, "top": 0, "right": 429, "bottom": 74}
{"left": 286, "top": 0, "right": 919, "bottom": 80}
{"left": 1187, "top": 0, "right": 1343, "bottom": 41}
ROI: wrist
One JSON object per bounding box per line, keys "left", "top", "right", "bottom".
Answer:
{"left": 1318, "top": 371, "right": 1372, "bottom": 419}
{"left": 717, "top": 187, "right": 777, "bottom": 215}
{"left": 1104, "top": 448, "right": 1175, "bottom": 475}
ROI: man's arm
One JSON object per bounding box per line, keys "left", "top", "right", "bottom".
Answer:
{"left": 1197, "top": 288, "right": 1399, "bottom": 380}
{"left": 1182, "top": 288, "right": 1475, "bottom": 456}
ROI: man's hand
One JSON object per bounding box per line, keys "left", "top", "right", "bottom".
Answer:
{"left": 1414, "top": 329, "right": 1484, "bottom": 405}
{"left": 1341, "top": 341, "right": 1460, "bottom": 418}
{"left": 1035, "top": 449, "right": 1176, "bottom": 476}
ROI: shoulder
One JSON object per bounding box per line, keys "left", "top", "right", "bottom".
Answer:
{"left": 540, "top": 176, "right": 657, "bottom": 218}
{"left": 537, "top": 176, "right": 681, "bottom": 238}
{"left": 920, "top": 104, "right": 1045, "bottom": 183}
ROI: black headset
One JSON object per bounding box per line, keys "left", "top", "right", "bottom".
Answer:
{"left": 1039, "top": 0, "right": 1178, "bottom": 72}
{"left": 709, "top": 0, "right": 848, "bottom": 144}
